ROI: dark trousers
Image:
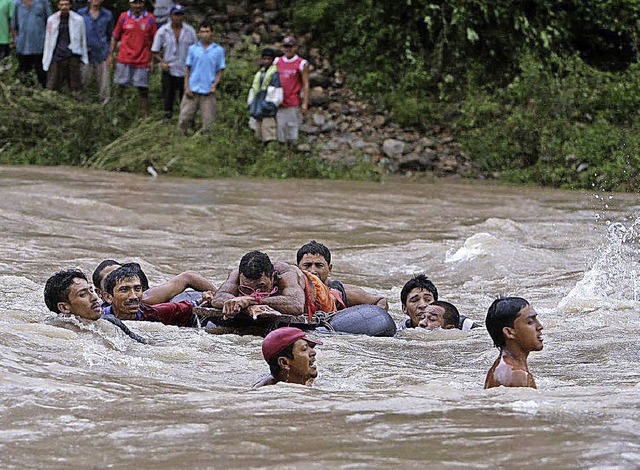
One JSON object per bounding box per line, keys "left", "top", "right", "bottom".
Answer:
{"left": 46, "top": 56, "right": 82, "bottom": 92}
{"left": 162, "top": 71, "right": 184, "bottom": 118}
{"left": 17, "top": 53, "right": 47, "bottom": 87}
{"left": 0, "top": 44, "right": 9, "bottom": 60}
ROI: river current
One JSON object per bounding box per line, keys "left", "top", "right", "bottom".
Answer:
{"left": 1, "top": 166, "right": 639, "bottom": 469}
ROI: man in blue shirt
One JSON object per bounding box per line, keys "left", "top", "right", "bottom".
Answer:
{"left": 78, "top": 0, "right": 112, "bottom": 103}
{"left": 13, "top": 0, "right": 51, "bottom": 86}
{"left": 178, "top": 20, "right": 225, "bottom": 134}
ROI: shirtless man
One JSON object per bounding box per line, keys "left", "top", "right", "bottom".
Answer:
{"left": 484, "top": 297, "right": 544, "bottom": 389}
{"left": 296, "top": 240, "right": 388, "bottom": 311}
{"left": 92, "top": 259, "right": 216, "bottom": 305}
{"left": 253, "top": 327, "right": 321, "bottom": 387}
{"left": 44, "top": 269, "right": 147, "bottom": 343}
{"left": 209, "top": 250, "right": 336, "bottom": 320}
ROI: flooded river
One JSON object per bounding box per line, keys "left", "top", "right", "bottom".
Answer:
{"left": 1, "top": 166, "right": 639, "bottom": 469}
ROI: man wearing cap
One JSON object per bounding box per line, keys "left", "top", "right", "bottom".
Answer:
{"left": 179, "top": 20, "right": 225, "bottom": 134}
{"left": 247, "top": 48, "right": 282, "bottom": 142}
{"left": 273, "top": 35, "right": 309, "bottom": 145}
{"left": 151, "top": 4, "right": 196, "bottom": 118}
{"left": 150, "top": 0, "right": 174, "bottom": 27}
{"left": 254, "top": 327, "right": 322, "bottom": 387}
{"left": 107, "top": 0, "right": 157, "bottom": 116}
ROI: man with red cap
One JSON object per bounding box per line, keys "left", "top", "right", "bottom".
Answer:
{"left": 253, "top": 327, "right": 322, "bottom": 387}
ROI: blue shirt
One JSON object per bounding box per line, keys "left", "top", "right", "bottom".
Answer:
{"left": 78, "top": 5, "right": 113, "bottom": 63}
{"left": 185, "top": 41, "right": 225, "bottom": 94}
{"left": 13, "top": 0, "right": 51, "bottom": 55}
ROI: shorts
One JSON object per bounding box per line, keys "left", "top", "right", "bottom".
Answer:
{"left": 114, "top": 62, "right": 149, "bottom": 88}
{"left": 277, "top": 106, "right": 301, "bottom": 142}
{"left": 255, "top": 117, "right": 276, "bottom": 142}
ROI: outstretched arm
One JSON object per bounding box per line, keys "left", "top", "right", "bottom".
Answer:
{"left": 343, "top": 284, "right": 389, "bottom": 311}
{"left": 209, "top": 269, "right": 240, "bottom": 308}
{"left": 143, "top": 271, "right": 217, "bottom": 305}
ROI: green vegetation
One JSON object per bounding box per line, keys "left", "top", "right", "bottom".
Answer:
{"left": 0, "top": 55, "right": 378, "bottom": 181}
{"left": 290, "top": 0, "right": 640, "bottom": 191}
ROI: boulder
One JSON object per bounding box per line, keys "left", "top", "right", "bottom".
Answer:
{"left": 382, "top": 139, "right": 405, "bottom": 158}
{"left": 310, "top": 86, "right": 330, "bottom": 106}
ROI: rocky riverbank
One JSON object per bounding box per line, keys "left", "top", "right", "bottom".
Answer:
{"left": 194, "top": 0, "right": 473, "bottom": 177}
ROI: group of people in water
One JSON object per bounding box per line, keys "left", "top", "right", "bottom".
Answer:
{"left": 43, "top": 240, "right": 544, "bottom": 390}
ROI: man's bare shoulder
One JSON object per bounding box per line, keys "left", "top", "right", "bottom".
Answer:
{"left": 485, "top": 354, "right": 536, "bottom": 389}
{"left": 274, "top": 261, "right": 296, "bottom": 273}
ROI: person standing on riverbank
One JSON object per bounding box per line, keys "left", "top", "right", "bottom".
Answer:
{"left": 78, "top": 0, "right": 113, "bottom": 104}
{"left": 13, "top": 0, "right": 51, "bottom": 86}
{"left": 151, "top": 4, "right": 196, "bottom": 119}
{"left": 253, "top": 327, "right": 322, "bottom": 387}
{"left": 247, "top": 47, "right": 282, "bottom": 142}
{"left": 107, "top": 0, "right": 157, "bottom": 116}
{"left": 274, "top": 35, "right": 309, "bottom": 145}
{"left": 0, "top": 0, "right": 14, "bottom": 61}
{"left": 484, "top": 297, "right": 543, "bottom": 389}
{"left": 179, "top": 20, "right": 225, "bottom": 134}
{"left": 43, "top": 0, "right": 88, "bottom": 93}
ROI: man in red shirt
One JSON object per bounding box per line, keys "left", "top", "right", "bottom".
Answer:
{"left": 106, "top": 0, "right": 157, "bottom": 115}
{"left": 274, "top": 35, "right": 309, "bottom": 145}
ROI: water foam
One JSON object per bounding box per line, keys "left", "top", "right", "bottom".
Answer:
{"left": 558, "top": 219, "right": 640, "bottom": 313}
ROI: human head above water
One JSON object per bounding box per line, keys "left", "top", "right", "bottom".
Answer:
{"left": 485, "top": 297, "right": 531, "bottom": 348}
{"left": 400, "top": 274, "right": 438, "bottom": 306}
{"left": 44, "top": 269, "right": 101, "bottom": 320}
{"left": 238, "top": 251, "right": 275, "bottom": 295}
{"left": 296, "top": 241, "right": 332, "bottom": 283}
{"left": 296, "top": 240, "right": 331, "bottom": 265}
{"left": 420, "top": 300, "right": 460, "bottom": 330}
{"left": 92, "top": 259, "right": 120, "bottom": 290}
{"left": 262, "top": 327, "right": 322, "bottom": 384}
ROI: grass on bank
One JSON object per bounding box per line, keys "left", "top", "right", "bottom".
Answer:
{"left": 0, "top": 56, "right": 380, "bottom": 181}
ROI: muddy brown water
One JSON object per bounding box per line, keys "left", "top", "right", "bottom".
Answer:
{"left": 1, "top": 166, "right": 639, "bottom": 469}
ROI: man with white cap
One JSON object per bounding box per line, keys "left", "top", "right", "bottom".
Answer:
{"left": 253, "top": 326, "right": 322, "bottom": 387}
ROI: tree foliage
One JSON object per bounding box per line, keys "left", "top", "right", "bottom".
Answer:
{"left": 290, "top": 0, "right": 640, "bottom": 191}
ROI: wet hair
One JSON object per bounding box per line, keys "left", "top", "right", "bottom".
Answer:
{"left": 103, "top": 265, "right": 142, "bottom": 296}
{"left": 400, "top": 274, "right": 439, "bottom": 306}
{"left": 296, "top": 240, "right": 331, "bottom": 265}
{"left": 119, "top": 262, "right": 149, "bottom": 291}
{"left": 485, "top": 297, "right": 530, "bottom": 348}
{"left": 92, "top": 259, "right": 120, "bottom": 288}
{"left": 267, "top": 342, "right": 295, "bottom": 377}
{"left": 431, "top": 300, "right": 460, "bottom": 328}
{"left": 44, "top": 269, "right": 87, "bottom": 313}
{"left": 239, "top": 251, "right": 274, "bottom": 280}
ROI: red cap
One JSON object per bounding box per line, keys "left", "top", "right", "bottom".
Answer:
{"left": 262, "top": 327, "right": 322, "bottom": 362}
